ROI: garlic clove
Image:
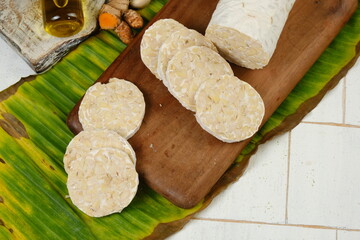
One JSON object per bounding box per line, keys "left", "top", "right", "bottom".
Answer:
{"left": 130, "top": 0, "right": 151, "bottom": 9}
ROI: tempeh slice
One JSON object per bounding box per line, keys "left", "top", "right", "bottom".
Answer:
{"left": 63, "top": 129, "right": 136, "bottom": 173}
{"left": 67, "top": 147, "right": 138, "bottom": 217}
{"left": 78, "top": 78, "right": 145, "bottom": 139}
{"left": 157, "top": 28, "right": 218, "bottom": 85}
{"left": 195, "top": 75, "right": 265, "bottom": 143}
{"left": 140, "top": 19, "right": 186, "bottom": 79}
{"left": 166, "top": 46, "right": 233, "bottom": 111}
{"left": 205, "top": 0, "right": 296, "bottom": 69}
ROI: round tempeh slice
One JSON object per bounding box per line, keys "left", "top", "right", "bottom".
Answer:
{"left": 206, "top": 25, "right": 269, "bottom": 69}
{"left": 78, "top": 78, "right": 145, "bottom": 139}
{"left": 63, "top": 129, "right": 136, "bottom": 174}
{"left": 195, "top": 75, "right": 265, "bottom": 143}
{"left": 157, "top": 28, "right": 218, "bottom": 85}
{"left": 166, "top": 46, "right": 233, "bottom": 111}
{"left": 140, "top": 19, "right": 186, "bottom": 79}
{"left": 67, "top": 147, "right": 139, "bottom": 217}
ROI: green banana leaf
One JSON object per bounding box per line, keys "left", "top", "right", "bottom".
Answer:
{"left": 0, "top": 0, "right": 359, "bottom": 239}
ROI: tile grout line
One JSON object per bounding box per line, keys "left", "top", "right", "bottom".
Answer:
{"left": 192, "top": 217, "right": 360, "bottom": 232}
{"left": 336, "top": 229, "right": 338, "bottom": 240}
{"left": 301, "top": 121, "right": 360, "bottom": 129}
{"left": 342, "top": 77, "right": 347, "bottom": 124}
{"left": 285, "top": 131, "right": 292, "bottom": 224}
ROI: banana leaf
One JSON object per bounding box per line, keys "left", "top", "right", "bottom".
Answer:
{"left": 0, "top": 0, "right": 359, "bottom": 239}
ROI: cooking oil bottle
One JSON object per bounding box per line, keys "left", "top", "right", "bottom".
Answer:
{"left": 42, "top": 0, "right": 84, "bottom": 37}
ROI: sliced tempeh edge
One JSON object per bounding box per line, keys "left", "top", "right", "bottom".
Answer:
{"left": 166, "top": 46, "right": 233, "bottom": 111}
{"left": 205, "top": 0, "right": 296, "bottom": 69}
{"left": 195, "top": 75, "right": 265, "bottom": 143}
{"left": 157, "top": 28, "right": 218, "bottom": 85}
{"left": 63, "top": 129, "right": 136, "bottom": 173}
{"left": 67, "top": 147, "right": 139, "bottom": 217}
{"left": 78, "top": 78, "right": 145, "bottom": 139}
{"left": 140, "top": 18, "right": 186, "bottom": 79}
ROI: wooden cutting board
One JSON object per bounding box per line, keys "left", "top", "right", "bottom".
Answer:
{"left": 67, "top": 0, "right": 357, "bottom": 209}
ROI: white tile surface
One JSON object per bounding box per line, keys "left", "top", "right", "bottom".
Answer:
{"left": 345, "top": 58, "right": 360, "bottom": 126}
{"left": 198, "top": 133, "right": 289, "bottom": 224}
{"left": 1, "top": 15, "right": 360, "bottom": 239}
{"left": 288, "top": 123, "right": 360, "bottom": 229}
{"left": 168, "top": 220, "right": 336, "bottom": 240}
{"left": 338, "top": 230, "right": 360, "bottom": 240}
{"left": 302, "top": 78, "right": 344, "bottom": 123}
{"left": 0, "top": 36, "right": 35, "bottom": 91}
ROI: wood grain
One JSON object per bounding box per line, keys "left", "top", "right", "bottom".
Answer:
{"left": 67, "top": 0, "right": 357, "bottom": 209}
{"left": 0, "top": 0, "right": 104, "bottom": 72}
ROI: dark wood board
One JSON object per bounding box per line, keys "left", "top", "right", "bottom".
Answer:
{"left": 67, "top": 0, "right": 358, "bottom": 209}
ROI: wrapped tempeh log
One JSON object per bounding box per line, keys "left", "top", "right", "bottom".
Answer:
{"left": 205, "top": 0, "right": 296, "bottom": 69}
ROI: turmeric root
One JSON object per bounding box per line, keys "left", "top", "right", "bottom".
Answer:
{"left": 115, "top": 21, "right": 134, "bottom": 44}
{"left": 123, "top": 9, "right": 143, "bottom": 29}
{"left": 99, "top": 4, "right": 121, "bottom": 30}
{"left": 108, "top": 0, "right": 130, "bottom": 12}
{"left": 98, "top": 0, "right": 144, "bottom": 44}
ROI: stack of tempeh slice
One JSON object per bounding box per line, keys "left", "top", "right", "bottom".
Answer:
{"left": 141, "top": 19, "right": 265, "bottom": 143}
{"left": 63, "top": 78, "right": 145, "bottom": 217}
